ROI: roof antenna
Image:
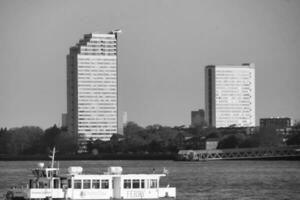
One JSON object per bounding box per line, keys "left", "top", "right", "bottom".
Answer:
{"left": 49, "top": 147, "right": 56, "bottom": 168}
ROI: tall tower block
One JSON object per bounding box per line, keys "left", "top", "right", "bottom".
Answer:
{"left": 67, "top": 30, "right": 121, "bottom": 152}
{"left": 205, "top": 63, "right": 255, "bottom": 128}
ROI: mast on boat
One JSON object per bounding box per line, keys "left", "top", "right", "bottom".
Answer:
{"left": 49, "top": 147, "right": 56, "bottom": 169}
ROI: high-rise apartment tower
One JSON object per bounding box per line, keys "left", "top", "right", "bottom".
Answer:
{"left": 205, "top": 63, "right": 255, "bottom": 128}
{"left": 67, "top": 30, "right": 121, "bottom": 151}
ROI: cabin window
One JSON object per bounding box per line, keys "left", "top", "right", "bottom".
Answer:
{"left": 74, "top": 180, "right": 82, "bottom": 189}
{"left": 132, "top": 179, "right": 140, "bottom": 188}
{"left": 61, "top": 178, "right": 68, "bottom": 188}
{"left": 53, "top": 179, "right": 59, "bottom": 188}
{"left": 53, "top": 171, "right": 57, "bottom": 177}
{"left": 92, "top": 180, "right": 100, "bottom": 189}
{"left": 150, "top": 179, "right": 157, "bottom": 188}
{"left": 39, "top": 182, "right": 45, "bottom": 188}
{"left": 141, "top": 180, "right": 145, "bottom": 188}
{"left": 124, "top": 179, "right": 131, "bottom": 189}
{"left": 101, "top": 180, "right": 109, "bottom": 189}
{"left": 68, "top": 179, "right": 72, "bottom": 188}
{"left": 29, "top": 180, "right": 34, "bottom": 188}
{"left": 83, "top": 180, "right": 91, "bottom": 189}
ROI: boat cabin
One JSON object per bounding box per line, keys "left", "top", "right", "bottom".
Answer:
{"left": 29, "top": 167, "right": 61, "bottom": 189}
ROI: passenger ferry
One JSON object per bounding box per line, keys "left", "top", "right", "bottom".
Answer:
{"left": 5, "top": 149, "right": 176, "bottom": 200}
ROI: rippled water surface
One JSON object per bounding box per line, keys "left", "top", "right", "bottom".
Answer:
{"left": 1, "top": 160, "right": 300, "bottom": 200}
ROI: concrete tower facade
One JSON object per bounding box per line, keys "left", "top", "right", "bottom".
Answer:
{"left": 67, "top": 31, "right": 121, "bottom": 151}
{"left": 205, "top": 63, "right": 255, "bottom": 128}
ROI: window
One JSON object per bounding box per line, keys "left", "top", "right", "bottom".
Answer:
{"left": 150, "top": 179, "right": 157, "bottom": 188}
{"left": 92, "top": 180, "right": 100, "bottom": 189}
{"left": 101, "top": 180, "right": 109, "bottom": 189}
{"left": 83, "top": 180, "right": 91, "bottom": 189}
{"left": 53, "top": 179, "right": 59, "bottom": 188}
{"left": 68, "top": 179, "right": 72, "bottom": 188}
{"left": 141, "top": 180, "right": 145, "bottom": 188}
{"left": 132, "top": 179, "right": 140, "bottom": 188}
{"left": 74, "top": 180, "right": 82, "bottom": 189}
{"left": 124, "top": 179, "right": 131, "bottom": 189}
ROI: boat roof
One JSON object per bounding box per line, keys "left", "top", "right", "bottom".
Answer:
{"left": 59, "top": 173, "right": 166, "bottom": 179}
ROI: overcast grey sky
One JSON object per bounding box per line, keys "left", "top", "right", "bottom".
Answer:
{"left": 0, "top": 0, "right": 300, "bottom": 129}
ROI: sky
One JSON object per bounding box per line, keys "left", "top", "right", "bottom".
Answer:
{"left": 0, "top": 0, "right": 300, "bottom": 129}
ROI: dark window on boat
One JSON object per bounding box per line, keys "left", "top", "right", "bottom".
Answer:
{"left": 141, "top": 180, "right": 145, "bottom": 188}
{"left": 150, "top": 179, "right": 157, "bottom": 188}
{"left": 61, "top": 178, "right": 68, "bottom": 188}
{"left": 29, "top": 179, "right": 36, "bottom": 188}
{"left": 53, "top": 170, "right": 58, "bottom": 177}
{"left": 39, "top": 182, "right": 44, "bottom": 188}
{"left": 83, "top": 180, "right": 91, "bottom": 189}
{"left": 68, "top": 179, "right": 72, "bottom": 188}
{"left": 132, "top": 179, "right": 140, "bottom": 188}
{"left": 101, "top": 180, "right": 109, "bottom": 189}
{"left": 124, "top": 179, "right": 131, "bottom": 189}
{"left": 92, "top": 180, "right": 100, "bottom": 189}
{"left": 53, "top": 179, "right": 59, "bottom": 188}
{"left": 74, "top": 180, "right": 82, "bottom": 189}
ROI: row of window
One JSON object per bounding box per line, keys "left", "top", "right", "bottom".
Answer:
{"left": 79, "top": 93, "right": 116, "bottom": 97}
{"left": 79, "top": 77, "right": 116, "bottom": 80}
{"left": 85, "top": 44, "right": 116, "bottom": 48}
{"left": 77, "top": 105, "right": 116, "bottom": 109}
{"left": 88, "top": 40, "right": 116, "bottom": 43}
{"left": 78, "top": 113, "right": 116, "bottom": 117}
{"left": 78, "top": 72, "right": 116, "bottom": 76}
{"left": 78, "top": 57, "right": 116, "bottom": 61}
{"left": 78, "top": 65, "right": 116, "bottom": 68}
{"left": 78, "top": 87, "right": 116, "bottom": 90}
{"left": 78, "top": 105, "right": 116, "bottom": 108}
{"left": 78, "top": 101, "right": 116, "bottom": 104}
{"left": 80, "top": 53, "right": 116, "bottom": 56}
{"left": 78, "top": 83, "right": 116, "bottom": 86}
{"left": 123, "top": 179, "right": 158, "bottom": 189}
{"left": 78, "top": 116, "right": 116, "bottom": 119}
{"left": 78, "top": 128, "right": 117, "bottom": 132}
{"left": 79, "top": 133, "right": 113, "bottom": 137}
{"left": 78, "top": 107, "right": 116, "bottom": 110}
{"left": 74, "top": 179, "right": 109, "bottom": 189}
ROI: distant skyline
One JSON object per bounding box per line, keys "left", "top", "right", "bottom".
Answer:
{"left": 1, "top": 0, "right": 300, "bottom": 129}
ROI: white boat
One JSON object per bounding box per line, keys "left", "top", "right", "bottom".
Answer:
{"left": 5, "top": 149, "right": 176, "bottom": 200}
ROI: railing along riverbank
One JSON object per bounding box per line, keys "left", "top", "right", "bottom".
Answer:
{"left": 178, "top": 145, "right": 300, "bottom": 161}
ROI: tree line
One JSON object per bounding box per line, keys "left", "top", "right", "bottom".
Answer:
{"left": 0, "top": 125, "right": 76, "bottom": 155}
{"left": 87, "top": 122, "right": 300, "bottom": 154}
{"left": 0, "top": 122, "right": 300, "bottom": 156}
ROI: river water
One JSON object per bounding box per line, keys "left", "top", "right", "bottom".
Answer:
{"left": 0, "top": 160, "right": 300, "bottom": 200}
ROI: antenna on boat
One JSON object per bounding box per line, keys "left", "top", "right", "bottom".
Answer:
{"left": 49, "top": 147, "right": 56, "bottom": 168}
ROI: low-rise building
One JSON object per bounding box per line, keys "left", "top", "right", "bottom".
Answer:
{"left": 260, "top": 117, "right": 292, "bottom": 129}
{"left": 205, "top": 138, "right": 219, "bottom": 150}
{"left": 191, "top": 109, "right": 206, "bottom": 128}
{"left": 217, "top": 126, "right": 257, "bottom": 135}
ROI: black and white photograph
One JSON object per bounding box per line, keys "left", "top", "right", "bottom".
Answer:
{"left": 0, "top": 0, "right": 300, "bottom": 199}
